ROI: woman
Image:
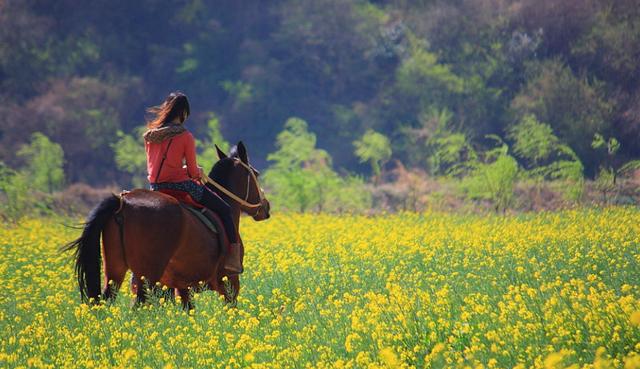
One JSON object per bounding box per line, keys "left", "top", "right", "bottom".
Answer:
{"left": 143, "top": 91, "right": 243, "bottom": 274}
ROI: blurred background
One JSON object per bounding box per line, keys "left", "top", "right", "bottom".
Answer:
{"left": 1, "top": 0, "right": 639, "bottom": 218}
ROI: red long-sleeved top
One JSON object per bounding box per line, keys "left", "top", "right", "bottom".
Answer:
{"left": 145, "top": 131, "right": 200, "bottom": 183}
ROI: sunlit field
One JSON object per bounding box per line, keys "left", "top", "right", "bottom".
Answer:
{"left": 1, "top": 208, "right": 640, "bottom": 368}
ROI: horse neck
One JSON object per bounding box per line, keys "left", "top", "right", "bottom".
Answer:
{"left": 230, "top": 204, "right": 241, "bottom": 232}
{"left": 208, "top": 185, "right": 242, "bottom": 232}
{"left": 209, "top": 161, "right": 242, "bottom": 232}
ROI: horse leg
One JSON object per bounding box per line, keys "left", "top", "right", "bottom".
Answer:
{"left": 207, "top": 274, "right": 239, "bottom": 306}
{"left": 176, "top": 288, "right": 193, "bottom": 311}
{"left": 150, "top": 283, "right": 174, "bottom": 303}
{"left": 132, "top": 275, "right": 171, "bottom": 307}
{"left": 102, "top": 270, "right": 125, "bottom": 302}
{"left": 131, "top": 274, "right": 148, "bottom": 307}
{"left": 217, "top": 275, "right": 240, "bottom": 306}
{"left": 228, "top": 275, "right": 240, "bottom": 305}
{"left": 125, "top": 206, "right": 182, "bottom": 307}
{"left": 102, "top": 218, "right": 128, "bottom": 302}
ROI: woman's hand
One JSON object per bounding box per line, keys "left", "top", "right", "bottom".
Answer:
{"left": 198, "top": 166, "right": 206, "bottom": 183}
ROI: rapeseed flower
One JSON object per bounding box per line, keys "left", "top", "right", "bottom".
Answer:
{"left": 1, "top": 209, "right": 639, "bottom": 368}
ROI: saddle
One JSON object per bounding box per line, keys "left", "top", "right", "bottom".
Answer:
{"left": 157, "top": 189, "right": 231, "bottom": 251}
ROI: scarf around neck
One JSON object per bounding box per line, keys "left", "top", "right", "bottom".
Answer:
{"left": 143, "top": 123, "right": 187, "bottom": 143}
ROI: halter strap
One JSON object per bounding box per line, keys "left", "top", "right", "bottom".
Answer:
{"left": 200, "top": 159, "right": 264, "bottom": 210}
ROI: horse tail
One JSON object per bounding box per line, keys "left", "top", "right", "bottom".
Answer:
{"left": 62, "top": 194, "right": 122, "bottom": 302}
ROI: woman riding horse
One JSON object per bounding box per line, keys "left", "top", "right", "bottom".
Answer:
{"left": 144, "top": 92, "right": 242, "bottom": 274}
{"left": 62, "top": 95, "right": 270, "bottom": 309}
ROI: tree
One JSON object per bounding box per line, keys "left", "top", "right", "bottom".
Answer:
{"left": 395, "top": 37, "right": 465, "bottom": 114}
{"left": 507, "top": 114, "right": 584, "bottom": 202}
{"left": 264, "top": 118, "right": 329, "bottom": 212}
{"left": 458, "top": 136, "right": 519, "bottom": 212}
{"left": 4, "top": 0, "right": 640, "bottom": 198}
{"left": 198, "top": 113, "right": 231, "bottom": 173}
{"left": 17, "top": 132, "right": 65, "bottom": 193}
{"left": 353, "top": 129, "right": 392, "bottom": 183}
{"left": 111, "top": 127, "right": 147, "bottom": 188}
{"left": 0, "top": 162, "right": 32, "bottom": 220}
{"left": 265, "top": 117, "right": 370, "bottom": 212}
{"left": 591, "top": 133, "right": 640, "bottom": 203}
{"left": 322, "top": 174, "right": 372, "bottom": 214}
{"left": 510, "top": 60, "right": 613, "bottom": 173}
{"left": 266, "top": 118, "right": 319, "bottom": 171}
{"left": 402, "top": 108, "right": 475, "bottom": 176}
{"left": 508, "top": 115, "right": 558, "bottom": 168}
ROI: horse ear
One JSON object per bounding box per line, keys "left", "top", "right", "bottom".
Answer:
{"left": 237, "top": 141, "right": 248, "bottom": 163}
{"left": 215, "top": 144, "right": 228, "bottom": 160}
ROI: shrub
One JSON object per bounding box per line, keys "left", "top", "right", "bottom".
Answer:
{"left": 17, "top": 132, "right": 65, "bottom": 193}
{"left": 458, "top": 136, "right": 519, "bottom": 212}
{"left": 353, "top": 129, "right": 392, "bottom": 184}
{"left": 507, "top": 114, "right": 584, "bottom": 202}
{"left": 265, "top": 118, "right": 371, "bottom": 213}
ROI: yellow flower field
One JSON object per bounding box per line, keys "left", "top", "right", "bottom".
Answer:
{"left": 1, "top": 208, "right": 640, "bottom": 368}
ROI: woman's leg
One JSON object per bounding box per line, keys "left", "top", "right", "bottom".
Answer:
{"left": 151, "top": 181, "right": 242, "bottom": 273}
{"left": 151, "top": 180, "right": 238, "bottom": 243}
{"left": 200, "top": 187, "right": 239, "bottom": 244}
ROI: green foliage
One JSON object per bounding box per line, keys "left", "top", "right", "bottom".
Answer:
{"left": 571, "top": 6, "right": 640, "bottom": 88}
{"left": 0, "top": 163, "right": 33, "bottom": 220}
{"left": 591, "top": 133, "right": 640, "bottom": 182}
{"left": 265, "top": 118, "right": 370, "bottom": 212}
{"left": 619, "top": 160, "right": 640, "bottom": 178}
{"left": 591, "top": 133, "right": 620, "bottom": 155}
{"left": 3, "top": 1, "right": 640, "bottom": 209}
{"left": 267, "top": 118, "right": 319, "bottom": 171}
{"left": 265, "top": 118, "right": 328, "bottom": 212}
{"left": 0, "top": 132, "right": 66, "bottom": 219}
{"left": 510, "top": 60, "right": 613, "bottom": 168}
{"left": 221, "top": 81, "right": 254, "bottom": 109}
{"left": 17, "top": 132, "right": 65, "bottom": 193}
{"left": 593, "top": 166, "right": 616, "bottom": 201}
{"left": 396, "top": 38, "right": 465, "bottom": 109}
{"left": 323, "top": 175, "right": 372, "bottom": 213}
{"left": 198, "top": 113, "right": 231, "bottom": 172}
{"left": 591, "top": 133, "right": 640, "bottom": 203}
{"left": 539, "top": 155, "right": 585, "bottom": 203}
{"left": 353, "top": 129, "right": 392, "bottom": 181}
{"left": 403, "top": 108, "right": 475, "bottom": 176}
{"left": 508, "top": 115, "right": 584, "bottom": 202}
{"left": 111, "top": 127, "right": 147, "bottom": 188}
{"left": 508, "top": 115, "right": 558, "bottom": 166}
{"left": 459, "top": 136, "right": 519, "bottom": 212}
{"left": 431, "top": 133, "right": 471, "bottom": 174}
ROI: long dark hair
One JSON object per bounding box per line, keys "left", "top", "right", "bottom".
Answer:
{"left": 146, "top": 91, "right": 191, "bottom": 129}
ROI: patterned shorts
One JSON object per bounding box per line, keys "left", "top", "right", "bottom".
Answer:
{"left": 150, "top": 180, "right": 204, "bottom": 202}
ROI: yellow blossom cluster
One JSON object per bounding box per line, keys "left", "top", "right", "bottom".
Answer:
{"left": 1, "top": 208, "right": 639, "bottom": 368}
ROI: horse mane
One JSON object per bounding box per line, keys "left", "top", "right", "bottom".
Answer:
{"left": 209, "top": 143, "right": 245, "bottom": 185}
{"left": 208, "top": 157, "right": 236, "bottom": 186}
{"left": 228, "top": 145, "right": 240, "bottom": 158}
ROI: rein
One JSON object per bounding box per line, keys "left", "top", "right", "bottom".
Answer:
{"left": 201, "top": 159, "right": 265, "bottom": 213}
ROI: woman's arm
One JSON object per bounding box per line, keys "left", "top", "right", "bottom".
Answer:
{"left": 184, "top": 132, "right": 202, "bottom": 179}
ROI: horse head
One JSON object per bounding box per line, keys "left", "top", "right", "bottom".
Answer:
{"left": 207, "top": 141, "right": 271, "bottom": 221}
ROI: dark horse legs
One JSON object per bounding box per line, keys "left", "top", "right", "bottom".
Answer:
{"left": 101, "top": 218, "right": 128, "bottom": 302}
{"left": 176, "top": 289, "right": 193, "bottom": 310}
{"left": 131, "top": 276, "right": 168, "bottom": 305}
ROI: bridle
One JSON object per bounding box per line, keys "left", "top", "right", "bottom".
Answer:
{"left": 200, "top": 159, "right": 266, "bottom": 216}
{"left": 201, "top": 159, "right": 265, "bottom": 216}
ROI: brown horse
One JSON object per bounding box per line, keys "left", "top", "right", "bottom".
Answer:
{"left": 63, "top": 142, "right": 270, "bottom": 309}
